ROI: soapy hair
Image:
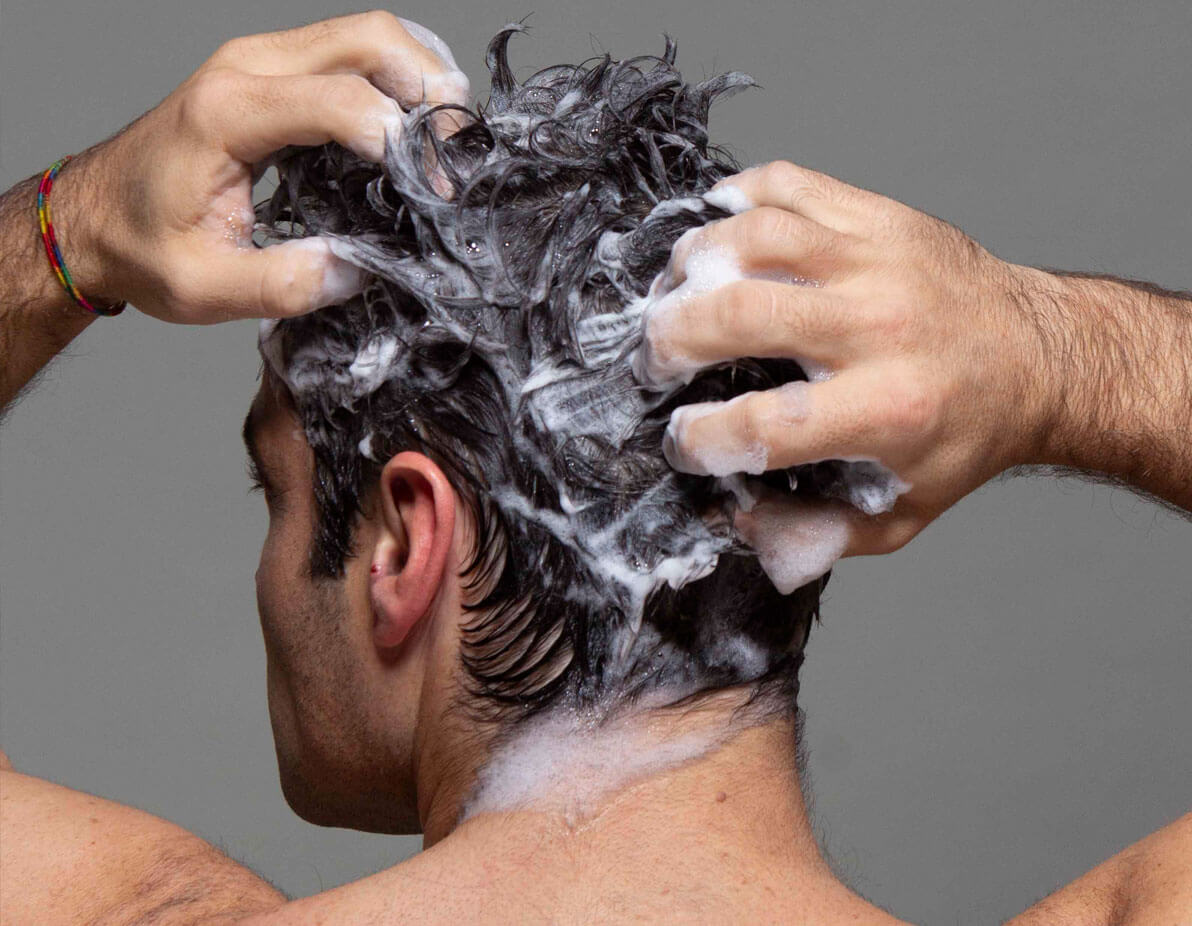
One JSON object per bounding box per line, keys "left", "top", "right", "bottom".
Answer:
{"left": 255, "top": 26, "right": 830, "bottom": 723}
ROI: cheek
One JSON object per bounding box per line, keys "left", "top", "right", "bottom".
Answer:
{"left": 254, "top": 506, "right": 317, "bottom": 669}
{"left": 255, "top": 517, "right": 290, "bottom": 651}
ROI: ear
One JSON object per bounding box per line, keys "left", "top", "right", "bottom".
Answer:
{"left": 369, "top": 452, "right": 457, "bottom": 649}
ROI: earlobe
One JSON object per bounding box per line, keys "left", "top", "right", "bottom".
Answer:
{"left": 368, "top": 453, "right": 456, "bottom": 649}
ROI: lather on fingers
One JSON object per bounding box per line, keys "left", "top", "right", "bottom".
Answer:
{"left": 708, "top": 159, "right": 886, "bottom": 234}
{"left": 656, "top": 205, "right": 852, "bottom": 296}
{"left": 662, "top": 367, "right": 925, "bottom": 478}
{"left": 637, "top": 278, "right": 855, "bottom": 388}
{"left": 643, "top": 156, "right": 1047, "bottom": 573}
{"left": 732, "top": 486, "right": 920, "bottom": 591}
{"left": 82, "top": 12, "right": 472, "bottom": 326}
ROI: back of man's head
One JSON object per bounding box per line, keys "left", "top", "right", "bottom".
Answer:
{"left": 256, "top": 26, "right": 827, "bottom": 773}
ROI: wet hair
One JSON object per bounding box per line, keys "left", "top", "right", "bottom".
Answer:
{"left": 255, "top": 26, "right": 828, "bottom": 724}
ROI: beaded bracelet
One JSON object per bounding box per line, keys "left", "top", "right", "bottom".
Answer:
{"left": 37, "top": 156, "right": 126, "bottom": 316}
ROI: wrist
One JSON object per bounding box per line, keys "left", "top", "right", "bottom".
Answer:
{"left": 991, "top": 262, "right": 1076, "bottom": 471}
{"left": 48, "top": 148, "right": 125, "bottom": 312}
{"left": 1013, "top": 266, "right": 1192, "bottom": 487}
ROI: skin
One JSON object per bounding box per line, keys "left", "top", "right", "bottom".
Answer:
{"left": 1, "top": 11, "right": 1189, "bottom": 924}
{"left": 642, "top": 162, "right": 1192, "bottom": 558}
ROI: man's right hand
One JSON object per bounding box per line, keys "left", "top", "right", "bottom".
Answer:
{"left": 60, "top": 11, "right": 468, "bottom": 325}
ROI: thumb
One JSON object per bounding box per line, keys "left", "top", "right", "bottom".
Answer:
{"left": 197, "top": 237, "right": 368, "bottom": 321}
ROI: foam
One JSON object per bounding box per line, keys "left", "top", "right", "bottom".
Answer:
{"left": 257, "top": 32, "right": 823, "bottom": 709}
{"left": 463, "top": 704, "right": 727, "bottom": 821}
{"left": 702, "top": 183, "right": 753, "bottom": 214}
{"left": 820, "top": 457, "right": 911, "bottom": 516}
{"left": 463, "top": 681, "right": 775, "bottom": 821}
{"left": 632, "top": 239, "right": 830, "bottom": 391}
{"left": 736, "top": 492, "right": 850, "bottom": 594}
{"left": 662, "top": 380, "right": 812, "bottom": 477}
{"left": 397, "top": 17, "right": 471, "bottom": 105}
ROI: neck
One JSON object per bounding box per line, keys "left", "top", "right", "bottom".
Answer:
{"left": 411, "top": 698, "right": 903, "bottom": 923}
{"left": 452, "top": 704, "right": 822, "bottom": 859}
{"left": 420, "top": 686, "right": 803, "bottom": 844}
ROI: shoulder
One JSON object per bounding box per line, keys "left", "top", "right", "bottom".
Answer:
{"left": 1009, "top": 811, "right": 1192, "bottom": 926}
{"left": 0, "top": 767, "right": 284, "bottom": 925}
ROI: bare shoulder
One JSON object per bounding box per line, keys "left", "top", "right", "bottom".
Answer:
{"left": 0, "top": 767, "right": 284, "bottom": 925}
{"left": 1008, "top": 811, "right": 1192, "bottom": 926}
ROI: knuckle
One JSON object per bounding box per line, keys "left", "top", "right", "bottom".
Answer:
{"left": 886, "top": 373, "right": 939, "bottom": 437}
{"left": 738, "top": 393, "right": 770, "bottom": 445}
{"left": 869, "top": 294, "right": 917, "bottom": 346}
{"left": 810, "top": 292, "right": 851, "bottom": 342}
{"left": 758, "top": 159, "right": 803, "bottom": 190}
{"left": 358, "top": 8, "right": 402, "bottom": 33}
{"left": 321, "top": 73, "right": 378, "bottom": 111}
{"left": 744, "top": 281, "right": 785, "bottom": 338}
{"left": 182, "top": 68, "right": 239, "bottom": 128}
{"left": 740, "top": 206, "right": 797, "bottom": 247}
{"left": 258, "top": 265, "right": 308, "bottom": 317}
{"left": 787, "top": 175, "right": 829, "bottom": 213}
{"left": 333, "top": 10, "right": 407, "bottom": 50}
{"left": 643, "top": 311, "right": 676, "bottom": 369}
{"left": 208, "top": 35, "right": 248, "bottom": 66}
{"left": 712, "top": 281, "right": 755, "bottom": 333}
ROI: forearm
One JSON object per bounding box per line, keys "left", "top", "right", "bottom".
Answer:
{"left": 0, "top": 151, "right": 112, "bottom": 411}
{"left": 1022, "top": 268, "right": 1192, "bottom": 511}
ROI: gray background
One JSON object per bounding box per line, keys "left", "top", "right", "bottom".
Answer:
{"left": 2, "top": 0, "right": 1189, "bottom": 922}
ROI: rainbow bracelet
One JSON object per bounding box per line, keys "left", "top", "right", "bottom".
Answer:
{"left": 37, "top": 156, "right": 126, "bottom": 316}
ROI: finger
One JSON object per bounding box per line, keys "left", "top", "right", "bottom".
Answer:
{"left": 732, "top": 491, "right": 854, "bottom": 592}
{"left": 732, "top": 488, "right": 919, "bottom": 592}
{"left": 200, "top": 71, "right": 404, "bottom": 164}
{"left": 708, "top": 160, "right": 882, "bottom": 234}
{"left": 636, "top": 278, "right": 854, "bottom": 388}
{"left": 663, "top": 368, "right": 929, "bottom": 476}
{"left": 658, "top": 207, "right": 854, "bottom": 297}
{"left": 209, "top": 11, "right": 469, "bottom": 108}
{"left": 183, "top": 237, "right": 368, "bottom": 320}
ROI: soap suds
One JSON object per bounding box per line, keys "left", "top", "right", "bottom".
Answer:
{"left": 817, "top": 457, "right": 911, "bottom": 516}
{"left": 702, "top": 183, "right": 753, "bottom": 214}
{"left": 465, "top": 707, "right": 727, "bottom": 820}
{"left": 397, "top": 17, "right": 471, "bottom": 105}
{"left": 257, "top": 29, "right": 832, "bottom": 755}
{"left": 662, "top": 381, "right": 813, "bottom": 477}
{"left": 632, "top": 238, "right": 830, "bottom": 391}
{"left": 463, "top": 685, "right": 777, "bottom": 821}
{"left": 735, "top": 491, "right": 851, "bottom": 593}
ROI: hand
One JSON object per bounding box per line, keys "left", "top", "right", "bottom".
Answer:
{"left": 57, "top": 11, "right": 469, "bottom": 324}
{"left": 637, "top": 160, "right": 1058, "bottom": 568}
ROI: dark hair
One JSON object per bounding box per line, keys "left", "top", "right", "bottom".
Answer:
{"left": 255, "top": 26, "right": 827, "bottom": 725}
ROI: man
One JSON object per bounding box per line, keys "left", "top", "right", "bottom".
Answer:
{"left": 1, "top": 12, "right": 1188, "bottom": 925}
